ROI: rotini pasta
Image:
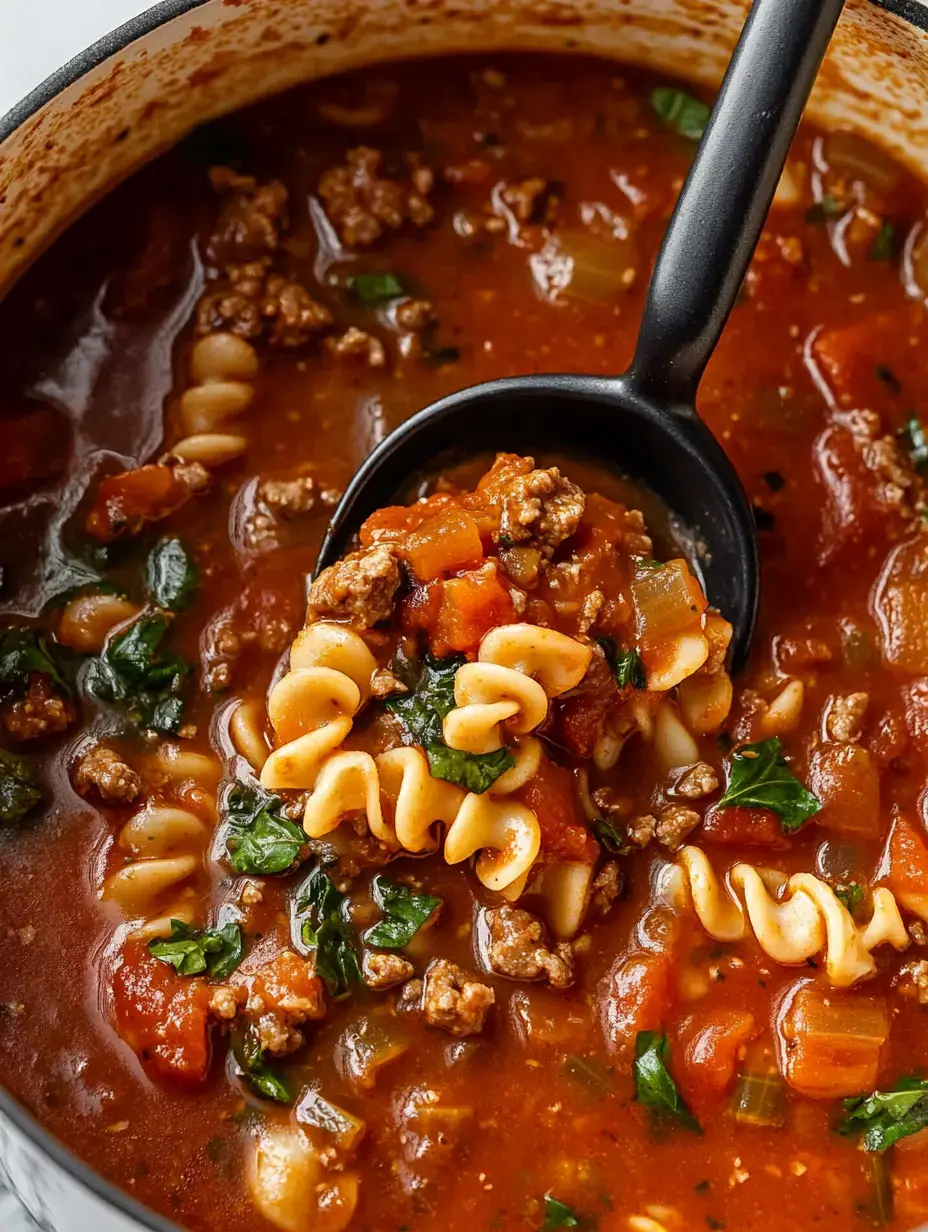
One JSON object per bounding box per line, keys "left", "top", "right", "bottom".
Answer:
{"left": 180, "top": 332, "right": 258, "bottom": 435}
{"left": 667, "top": 846, "right": 910, "bottom": 987}
{"left": 303, "top": 750, "right": 397, "bottom": 847}
{"left": 376, "top": 747, "right": 466, "bottom": 852}
{"left": 443, "top": 662, "right": 548, "bottom": 753}
{"left": 477, "top": 623, "right": 592, "bottom": 696}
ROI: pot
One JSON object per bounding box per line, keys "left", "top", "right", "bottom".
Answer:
{"left": 1, "top": 0, "right": 927, "bottom": 1228}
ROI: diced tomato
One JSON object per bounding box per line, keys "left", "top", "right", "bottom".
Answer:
{"left": 813, "top": 425, "right": 906, "bottom": 567}
{"left": 359, "top": 493, "right": 461, "bottom": 548}
{"left": 811, "top": 307, "right": 925, "bottom": 415}
{"left": 403, "top": 507, "right": 484, "bottom": 582}
{"left": 557, "top": 694, "right": 608, "bottom": 761}
{"left": 807, "top": 742, "right": 880, "bottom": 836}
{"left": 517, "top": 755, "right": 597, "bottom": 863}
{"left": 0, "top": 408, "right": 70, "bottom": 492}
{"left": 244, "top": 951, "right": 325, "bottom": 1020}
{"left": 674, "top": 1009, "right": 756, "bottom": 1104}
{"left": 599, "top": 951, "right": 673, "bottom": 1056}
{"left": 86, "top": 464, "right": 195, "bottom": 542}
{"left": 701, "top": 804, "right": 790, "bottom": 849}
{"left": 876, "top": 812, "right": 928, "bottom": 916}
{"left": 111, "top": 941, "right": 212, "bottom": 1084}
{"left": 402, "top": 564, "right": 514, "bottom": 657}
{"left": 778, "top": 979, "right": 888, "bottom": 1098}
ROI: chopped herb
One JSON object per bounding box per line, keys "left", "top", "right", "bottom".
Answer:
{"left": 835, "top": 882, "right": 865, "bottom": 916}
{"left": 592, "top": 815, "right": 630, "bottom": 856}
{"left": 149, "top": 918, "right": 244, "bottom": 980}
{"left": 223, "top": 781, "right": 305, "bottom": 875}
{"left": 0, "top": 627, "right": 70, "bottom": 700}
{"left": 598, "top": 638, "right": 646, "bottom": 690}
{"left": 498, "top": 534, "right": 515, "bottom": 548}
{"left": 762, "top": 470, "right": 785, "bottom": 492}
{"left": 806, "top": 194, "right": 844, "bottom": 223}
{"left": 869, "top": 223, "right": 897, "bottom": 262}
{"left": 0, "top": 748, "right": 42, "bottom": 824}
{"left": 84, "top": 615, "right": 190, "bottom": 734}
{"left": 650, "top": 87, "right": 710, "bottom": 141}
{"left": 837, "top": 1076, "right": 928, "bottom": 1152}
{"left": 875, "top": 364, "right": 902, "bottom": 394}
{"left": 145, "top": 538, "right": 198, "bottom": 612}
{"left": 348, "top": 271, "right": 406, "bottom": 305}
{"left": 421, "top": 343, "right": 461, "bottom": 365}
{"left": 386, "top": 650, "right": 514, "bottom": 792}
{"left": 363, "top": 875, "right": 441, "bottom": 948}
{"left": 543, "top": 1196, "right": 579, "bottom": 1229}
{"left": 233, "top": 1030, "right": 291, "bottom": 1103}
{"left": 294, "top": 866, "right": 362, "bottom": 997}
{"left": 902, "top": 415, "right": 928, "bottom": 472}
{"left": 634, "top": 1031, "right": 701, "bottom": 1133}
{"left": 718, "top": 737, "right": 821, "bottom": 831}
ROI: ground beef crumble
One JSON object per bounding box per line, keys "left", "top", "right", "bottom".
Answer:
{"left": 364, "top": 952, "right": 414, "bottom": 990}
{"left": 479, "top": 453, "right": 585, "bottom": 557}
{"left": 308, "top": 543, "right": 401, "bottom": 628}
{"left": 318, "top": 146, "right": 434, "bottom": 248}
{"left": 215, "top": 951, "right": 326, "bottom": 1056}
{"left": 824, "top": 692, "right": 869, "bottom": 743}
{"left": 195, "top": 258, "right": 332, "bottom": 347}
{"left": 2, "top": 676, "right": 74, "bottom": 742}
{"left": 484, "top": 905, "right": 574, "bottom": 988}
{"left": 73, "top": 745, "right": 141, "bottom": 804}
{"left": 670, "top": 762, "right": 719, "bottom": 800}
{"left": 421, "top": 959, "right": 494, "bottom": 1037}
{"left": 324, "top": 326, "right": 387, "bottom": 367}
{"left": 206, "top": 167, "right": 289, "bottom": 265}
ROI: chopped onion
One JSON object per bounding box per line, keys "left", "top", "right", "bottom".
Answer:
{"left": 296, "top": 1087, "right": 366, "bottom": 1154}
{"left": 632, "top": 559, "right": 707, "bottom": 641}
{"left": 530, "top": 229, "right": 637, "bottom": 304}
{"left": 772, "top": 160, "right": 807, "bottom": 210}
{"left": 730, "top": 1068, "right": 788, "bottom": 1127}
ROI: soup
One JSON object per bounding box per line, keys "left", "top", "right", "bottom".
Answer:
{"left": 2, "top": 53, "right": 928, "bottom": 1232}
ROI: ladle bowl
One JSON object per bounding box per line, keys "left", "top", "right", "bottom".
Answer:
{"left": 317, "top": 0, "right": 847, "bottom": 671}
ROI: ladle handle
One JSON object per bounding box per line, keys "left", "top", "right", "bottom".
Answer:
{"left": 627, "top": 0, "right": 845, "bottom": 406}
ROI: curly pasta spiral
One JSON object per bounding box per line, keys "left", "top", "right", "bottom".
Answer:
{"left": 478, "top": 623, "right": 593, "bottom": 696}
{"left": 443, "top": 663, "right": 548, "bottom": 753}
{"left": 668, "top": 846, "right": 910, "bottom": 988}
{"left": 376, "top": 747, "right": 466, "bottom": 852}
{"left": 102, "top": 804, "right": 209, "bottom": 932}
{"left": 260, "top": 623, "right": 377, "bottom": 791}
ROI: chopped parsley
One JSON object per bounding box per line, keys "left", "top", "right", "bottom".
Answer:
{"left": 363, "top": 875, "right": 441, "bottom": 949}
{"left": 718, "top": 737, "right": 821, "bottom": 831}
{"left": 869, "top": 223, "right": 897, "bottom": 262}
{"left": 232, "top": 1030, "right": 291, "bottom": 1103}
{"left": 598, "top": 638, "right": 647, "bottom": 690}
{"left": 543, "top": 1196, "right": 580, "bottom": 1229}
{"left": 385, "top": 650, "right": 515, "bottom": 792}
{"left": 837, "top": 1076, "right": 928, "bottom": 1152}
{"left": 84, "top": 615, "right": 190, "bottom": 734}
{"left": 0, "top": 748, "right": 42, "bottom": 824}
{"left": 294, "top": 866, "right": 362, "bottom": 997}
{"left": 348, "top": 271, "right": 406, "bottom": 305}
{"left": 149, "top": 919, "right": 244, "bottom": 980}
{"left": 806, "top": 194, "right": 844, "bottom": 223}
{"left": 592, "top": 815, "right": 630, "bottom": 856}
{"left": 650, "top": 87, "right": 710, "bottom": 141}
{"left": 634, "top": 1031, "right": 701, "bottom": 1133}
{"left": 223, "top": 781, "right": 305, "bottom": 875}
{"left": 145, "top": 538, "right": 198, "bottom": 612}
{"left": 902, "top": 415, "right": 928, "bottom": 473}
{"left": 835, "top": 881, "right": 865, "bottom": 917}
{"left": 0, "top": 627, "right": 70, "bottom": 700}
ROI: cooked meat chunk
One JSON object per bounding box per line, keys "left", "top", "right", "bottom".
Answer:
{"left": 895, "top": 959, "right": 928, "bottom": 1005}
{"left": 73, "top": 746, "right": 141, "bottom": 804}
{"left": 201, "top": 585, "right": 298, "bottom": 692}
{"left": 484, "top": 906, "right": 575, "bottom": 988}
{"left": 364, "top": 952, "right": 414, "bottom": 990}
{"left": 422, "top": 959, "right": 494, "bottom": 1037}
{"left": 626, "top": 813, "right": 657, "bottom": 847}
{"left": 308, "top": 544, "right": 400, "bottom": 628}
{"left": 195, "top": 259, "right": 332, "bottom": 346}
{"left": 258, "top": 475, "right": 320, "bottom": 518}
{"left": 370, "top": 667, "right": 408, "bottom": 699}
{"left": 206, "top": 167, "right": 289, "bottom": 264}
{"left": 578, "top": 589, "right": 605, "bottom": 634}
{"left": 478, "top": 453, "right": 585, "bottom": 556}
{"left": 394, "top": 298, "right": 434, "bottom": 331}
{"left": 318, "top": 146, "right": 434, "bottom": 247}
{"left": 824, "top": 692, "right": 869, "bottom": 743}
{"left": 208, "top": 985, "right": 244, "bottom": 1021}
{"left": 501, "top": 177, "right": 551, "bottom": 223}
{"left": 655, "top": 804, "right": 701, "bottom": 852}
{"left": 324, "top": 326, "right": 387, "bottom": 367}
{"left": 2, "top": 676, "right": 74, "bottom": 742}
{"left": 229, "top": 950, "right": 326, "bottom": 1056}
{"left": 670, "top": 762, "right": 720, "bottom": 800}
{"left": 590, "top": 862, "right": 623, "bottom": 917}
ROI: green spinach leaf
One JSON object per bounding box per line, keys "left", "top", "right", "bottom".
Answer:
{"left": 223, "top": 781, "right": 305, "bottom": 875}
{"left": 85, "top": 615, "right": 190, "bottom": 733}
{"left": 869, "top": 223, "right": 896, "bottom": 262}
{"left": 838, "top": 1076, "right": 928, "bottom": 1152}
{"left": 634, "top": 1031, "right": 701, "bottom": 1133}
{"left": 835, "top": 882, "right": 865, "bottom": 916}
{"left": 295, "top": 866, "right": 362, "bottom": 997}
{"left": 0, "top": 628, "right": 70, "bottom": 700}
{"left": 386, "top": 650, "right": 514, "bottom": 792}
{"left": 592, "top": 815, "right": 630, "bottom": 856}
{"left": 348, "top": 271, "right": 406, "bottom": 305}
{"left": 806, "top": 194, "right": 845, "bottom": 223}
{"left": 233, "top": 1030, "right": 291, "bottom": 1103}
{"left": 146, "top": 538, "right": 198, "bottom": 611}
{"left": 718, "top": 737, "right": 821, "bottom": 831}
{"left": 363, "top": 875, "right": 441, "bottom": 948}
{"left": 598, "top": 638, "right": 646, "bottom": 690}
{"left": 902, "top": 415, "right": 928, "bottom": 473}
{"left": 650, "top": 87, "right": 711, "bottom": 141}
{"left": 0, "top": 748, "right": 42, "bottom": 824}
{"left": 149, "top": 918, "right": 244, "bottom": 980}
{"left": 543, "top": 1196, "right": 580, "bottom": 1229}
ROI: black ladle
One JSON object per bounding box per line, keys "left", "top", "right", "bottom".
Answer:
{"left": 317, "top": 0, "right": 846, "bottom": 669}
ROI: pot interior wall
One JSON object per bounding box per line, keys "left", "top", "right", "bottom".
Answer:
{"left": 1, "top": 0, "right": 928, "bottom": 295}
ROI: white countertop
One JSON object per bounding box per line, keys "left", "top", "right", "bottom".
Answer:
{"left": 0, "top": 0, "right": 149, "bottom": 120}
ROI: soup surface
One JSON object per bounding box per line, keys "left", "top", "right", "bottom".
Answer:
{"left": 2, "top": 54, "right": 928, "bottom": 1232}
